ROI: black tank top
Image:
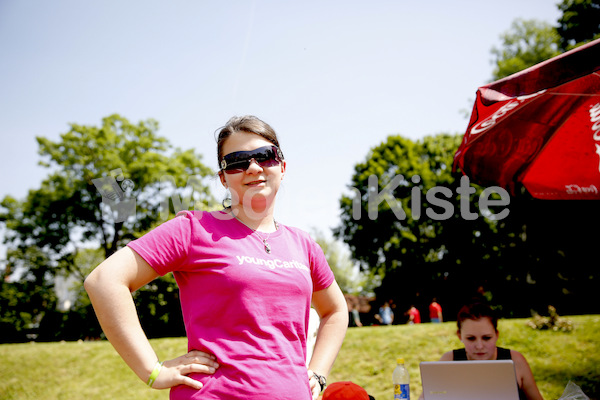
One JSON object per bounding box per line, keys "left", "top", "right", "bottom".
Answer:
{"left": 452, "top": 346, "right": 511, "bottom": 360}
{"left": 451, "top": 347, "right": 527, "bottom": 400}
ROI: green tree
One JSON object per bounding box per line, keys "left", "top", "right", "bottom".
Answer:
{"left": 334, "top": 134, "right": 509, "bottom": 315}
{"left": 557, "top": 0, "right": 600, "bottom": 51}
{"left": 491, "top": 3, "right": 600, "bottom": 81}
{"left": 0, "top": 250, "right": 57, "bottom": 342}
{"left": 491, "top": 19, "right": 560, "bottom": 80}
{"left": 0, "top": 114, "right": 216, "bottom": 341}
{"left": 334, "top": 133, "right": 600, "bottom": 319}
{"left": 312, "top": 230, "right": 378, "bottom": 296}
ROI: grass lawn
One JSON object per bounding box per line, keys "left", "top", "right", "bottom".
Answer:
{"left": 1, "top": 315, "right": 598, "bottom": 400}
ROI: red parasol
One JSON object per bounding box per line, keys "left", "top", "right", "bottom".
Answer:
{"left": 453, "top": 38, "right": 600, "bottom": 199}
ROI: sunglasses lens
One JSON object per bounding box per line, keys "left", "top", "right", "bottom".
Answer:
{"left": 221, "top": 146, "right": 280, "bottom": 174}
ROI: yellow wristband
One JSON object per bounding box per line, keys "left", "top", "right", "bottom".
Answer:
{"left": 147, "top": 361, "right": 163, "bottom": 388}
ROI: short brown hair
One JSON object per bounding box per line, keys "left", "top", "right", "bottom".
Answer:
{"left": 457, "top": 302, "right": 498, "bottom": 332}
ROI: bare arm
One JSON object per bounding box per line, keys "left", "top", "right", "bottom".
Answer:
{"left": 84, "top": 246, "right": 217, "bottom": 390}
{"left": 512, "top": 350, "right": 544, "bottom": 400}
{"left": 307, "top": 281, "right": 348, "bottom": 399}
{"left": 439, "top": 350, "right": 454, "bottom": 361}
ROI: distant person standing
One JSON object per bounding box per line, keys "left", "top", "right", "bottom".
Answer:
{"left": 429, "top": 299, "right": 443, "bottom": 323}
{"left": 407, "top": 305, "right": 421, "bottom": 324}
{"left": 348, "top": 303, "right": 363, "bottom": 327}
{"left": 376, "top": 301, "right": 394, "bottom": 325}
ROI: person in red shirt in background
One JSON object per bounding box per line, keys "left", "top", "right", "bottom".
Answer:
{"left": 407, "top": 305, "right": 421, "bottom": 324}
{"left": 429, "top": 298, "right": 443, "bottom": 323}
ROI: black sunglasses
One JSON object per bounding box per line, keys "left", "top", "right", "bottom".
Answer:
{"left": 220, "top": 145, "right": 283, "bottom": 174}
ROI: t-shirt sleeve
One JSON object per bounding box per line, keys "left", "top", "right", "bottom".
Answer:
{"left": 309, "top": 238, "right": 335, "bottom": 292}
{"left": 127, "top": 213, "right": 192, "bottom": 276}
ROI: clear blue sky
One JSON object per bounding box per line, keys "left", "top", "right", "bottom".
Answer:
{"left": 0, "top": 1, "right": 561, "bottom": 239}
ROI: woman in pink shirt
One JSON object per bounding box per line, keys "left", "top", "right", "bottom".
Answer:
{"left": 85, "top": 115, "right": 348, "bottom": 400}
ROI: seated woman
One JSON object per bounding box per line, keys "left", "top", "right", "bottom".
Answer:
{"left": 438, "top": 302, "right": 543, "bottom": 400}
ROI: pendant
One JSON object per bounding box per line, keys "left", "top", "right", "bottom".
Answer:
{"left": 264, "top": 240, "right": 271, "bottom": 254}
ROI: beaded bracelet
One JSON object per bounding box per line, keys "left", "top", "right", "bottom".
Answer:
{"left": 147, "top": 361, "right": 164, "bottom": 388}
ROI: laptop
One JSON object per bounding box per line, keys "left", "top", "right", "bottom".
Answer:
{"left": 419, "top": 360, "right": 520, "bottom": 400}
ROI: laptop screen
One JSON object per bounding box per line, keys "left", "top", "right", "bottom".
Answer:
{"left": 419, "top": 360, "right": 520, "bottom": 400}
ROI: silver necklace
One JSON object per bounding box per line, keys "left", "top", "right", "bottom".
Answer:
{"left": 232, "top": 214, "right": 278, "bottom": 254}
{"left": 254, "top": 230, "right": 273, "bottom": 254}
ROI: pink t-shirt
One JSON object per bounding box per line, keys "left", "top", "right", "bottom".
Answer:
{"left": 127, "top": 210, "right": 334, "bottom": 400}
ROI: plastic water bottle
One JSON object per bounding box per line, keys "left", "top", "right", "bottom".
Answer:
{"left": 393, "top": 358, "right": 410, "bottom": 399}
